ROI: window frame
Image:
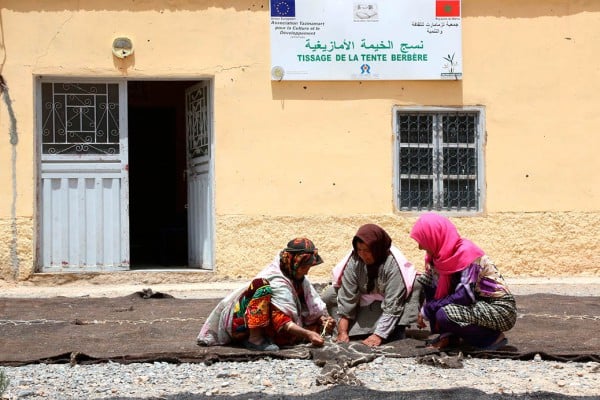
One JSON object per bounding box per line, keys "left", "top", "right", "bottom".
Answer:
{"left": 392, "top": 106, "right": 486, "bottom": 215}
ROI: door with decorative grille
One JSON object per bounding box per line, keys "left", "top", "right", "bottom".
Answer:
{"left": 185, "top": 81, "right": 214, "bottom": 269}
{"left": 37, "top": 80, "right": 129, "bottom": 271}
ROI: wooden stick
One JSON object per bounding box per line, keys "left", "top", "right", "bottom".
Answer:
{"left": 320, "top": 319, "right": 329, "bottom": 337}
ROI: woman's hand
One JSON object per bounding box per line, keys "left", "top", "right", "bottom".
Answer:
{"left": 320, "top": 315, "right": 336, "bottom": 335}
{"left": 306, "top": 330, "right": 325, "bottom": 346}
{"left": 417, "top": 312, "right": 427, "bottom": 329}
{"left": 336, "top": 331, "right": 350, "bottom": 343}
{"left": 284, "top": 322, "right": 326, "bottom": 347}
{"left": 335, "top": 316, "right": 350, "bottom": 343}
{"left": 362, "top": 334, "right": 383, "bottom": 347}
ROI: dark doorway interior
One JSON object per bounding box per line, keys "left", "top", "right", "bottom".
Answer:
{"left": 127, "top": 81, "right": 195, "bottom": 268}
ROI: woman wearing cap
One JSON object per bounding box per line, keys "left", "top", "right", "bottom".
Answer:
{"left": 410, "top": 213, "right": 517, "bottom": 350}
{"left": 197, "top": 238, "right": 335, "bottom": 351}
{"left": 322, "top": 224, "right": 420, "bottom": 347}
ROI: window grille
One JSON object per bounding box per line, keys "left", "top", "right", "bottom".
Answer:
{"left": 41, "top": 83, "right": 120, "bottom": 155}
{"left": 394, "top": 108, "right": 484, "bottom": 212}
{"left": 186, "top": 85, "right": 210, "bottom": 159}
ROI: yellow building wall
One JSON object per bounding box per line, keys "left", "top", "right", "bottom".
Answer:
{"left": 0, "top": 0, "right": 599, "bottom": 283}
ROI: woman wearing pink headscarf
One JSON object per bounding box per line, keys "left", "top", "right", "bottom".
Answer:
{"left": 410, "top": 213, "right": 517, "bottom": 350}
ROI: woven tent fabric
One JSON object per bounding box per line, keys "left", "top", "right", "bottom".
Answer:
{"left": 0, "top": 292, "right": 598, "bottom": 369}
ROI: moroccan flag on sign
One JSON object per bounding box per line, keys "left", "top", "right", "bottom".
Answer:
{"left": 436, "top": 0, "right": 460, "bottom": 17}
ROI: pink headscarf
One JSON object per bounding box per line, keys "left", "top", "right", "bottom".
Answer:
{"left": 409, "top": 213, "right": 484, "bottom": 299}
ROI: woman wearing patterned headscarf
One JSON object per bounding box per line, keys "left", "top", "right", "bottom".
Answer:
{"left": 322, "top": 224, "right": 419, "bottom": 347}
{"left": 410, "top": 213, "right": 517, "bottom": 350}
{"left": 197, "top": 238, "right": 335, "bottom": 351}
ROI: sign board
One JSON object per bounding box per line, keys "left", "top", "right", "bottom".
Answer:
{"left": 270, "top": 0, "right": 462, "bottom": 81}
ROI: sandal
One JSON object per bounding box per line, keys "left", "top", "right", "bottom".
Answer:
{"left": 425, "top": 333, "right": 459, "bottom": 350}
{"left": 243, "top": 338, "right": 280, "bottom": 352}
{"left": 426, "top": 336, "right": 450, "bottom": 350}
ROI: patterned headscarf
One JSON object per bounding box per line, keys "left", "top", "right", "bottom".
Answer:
{"left": 352, "top": 224, "right": 392, "bottom": 292}
{"left": 410, "top": 213, "right": 484, "bottom": 299}
{"left": 279, "top": 238, "right": 323, "bottom": 282}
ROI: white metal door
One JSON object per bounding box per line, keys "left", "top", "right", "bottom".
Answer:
{"left": 185, "top": 82, "right": 214, "bottom": 269}
{"left": 37, "top": 81, "right": 129, "bottom": 272}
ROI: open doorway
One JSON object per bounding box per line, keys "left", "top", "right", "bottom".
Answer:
{"left": 36, "top": 78, "right": 213, "bottom": 272}
{"left": 127, "top": 81, "right": 196, "bottom": 268}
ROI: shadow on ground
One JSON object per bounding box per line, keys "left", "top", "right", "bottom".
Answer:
{"left": 105, "top": 387, "right": 599, "bottom": 399}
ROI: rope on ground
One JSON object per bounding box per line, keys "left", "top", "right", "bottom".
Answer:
{"left": 0, "top": 317, "right": 205, "bottom": 326}
{"left": 518, "top": 313, "right": 600, "bottom": 321}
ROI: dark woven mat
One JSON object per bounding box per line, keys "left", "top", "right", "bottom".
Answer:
{"left": 0, "top": 292, "right": 598, "bottom": 367}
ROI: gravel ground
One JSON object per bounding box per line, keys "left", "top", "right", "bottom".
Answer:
{"left": 1, "top": 355, "right": 599, "bottom": 399}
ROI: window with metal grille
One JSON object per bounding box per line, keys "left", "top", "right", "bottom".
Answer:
{"left": 41, "top": 82, "right": 120, "bottom": 155}
{"left": 393, "top": 107, "right": 484, "bottom": 212}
